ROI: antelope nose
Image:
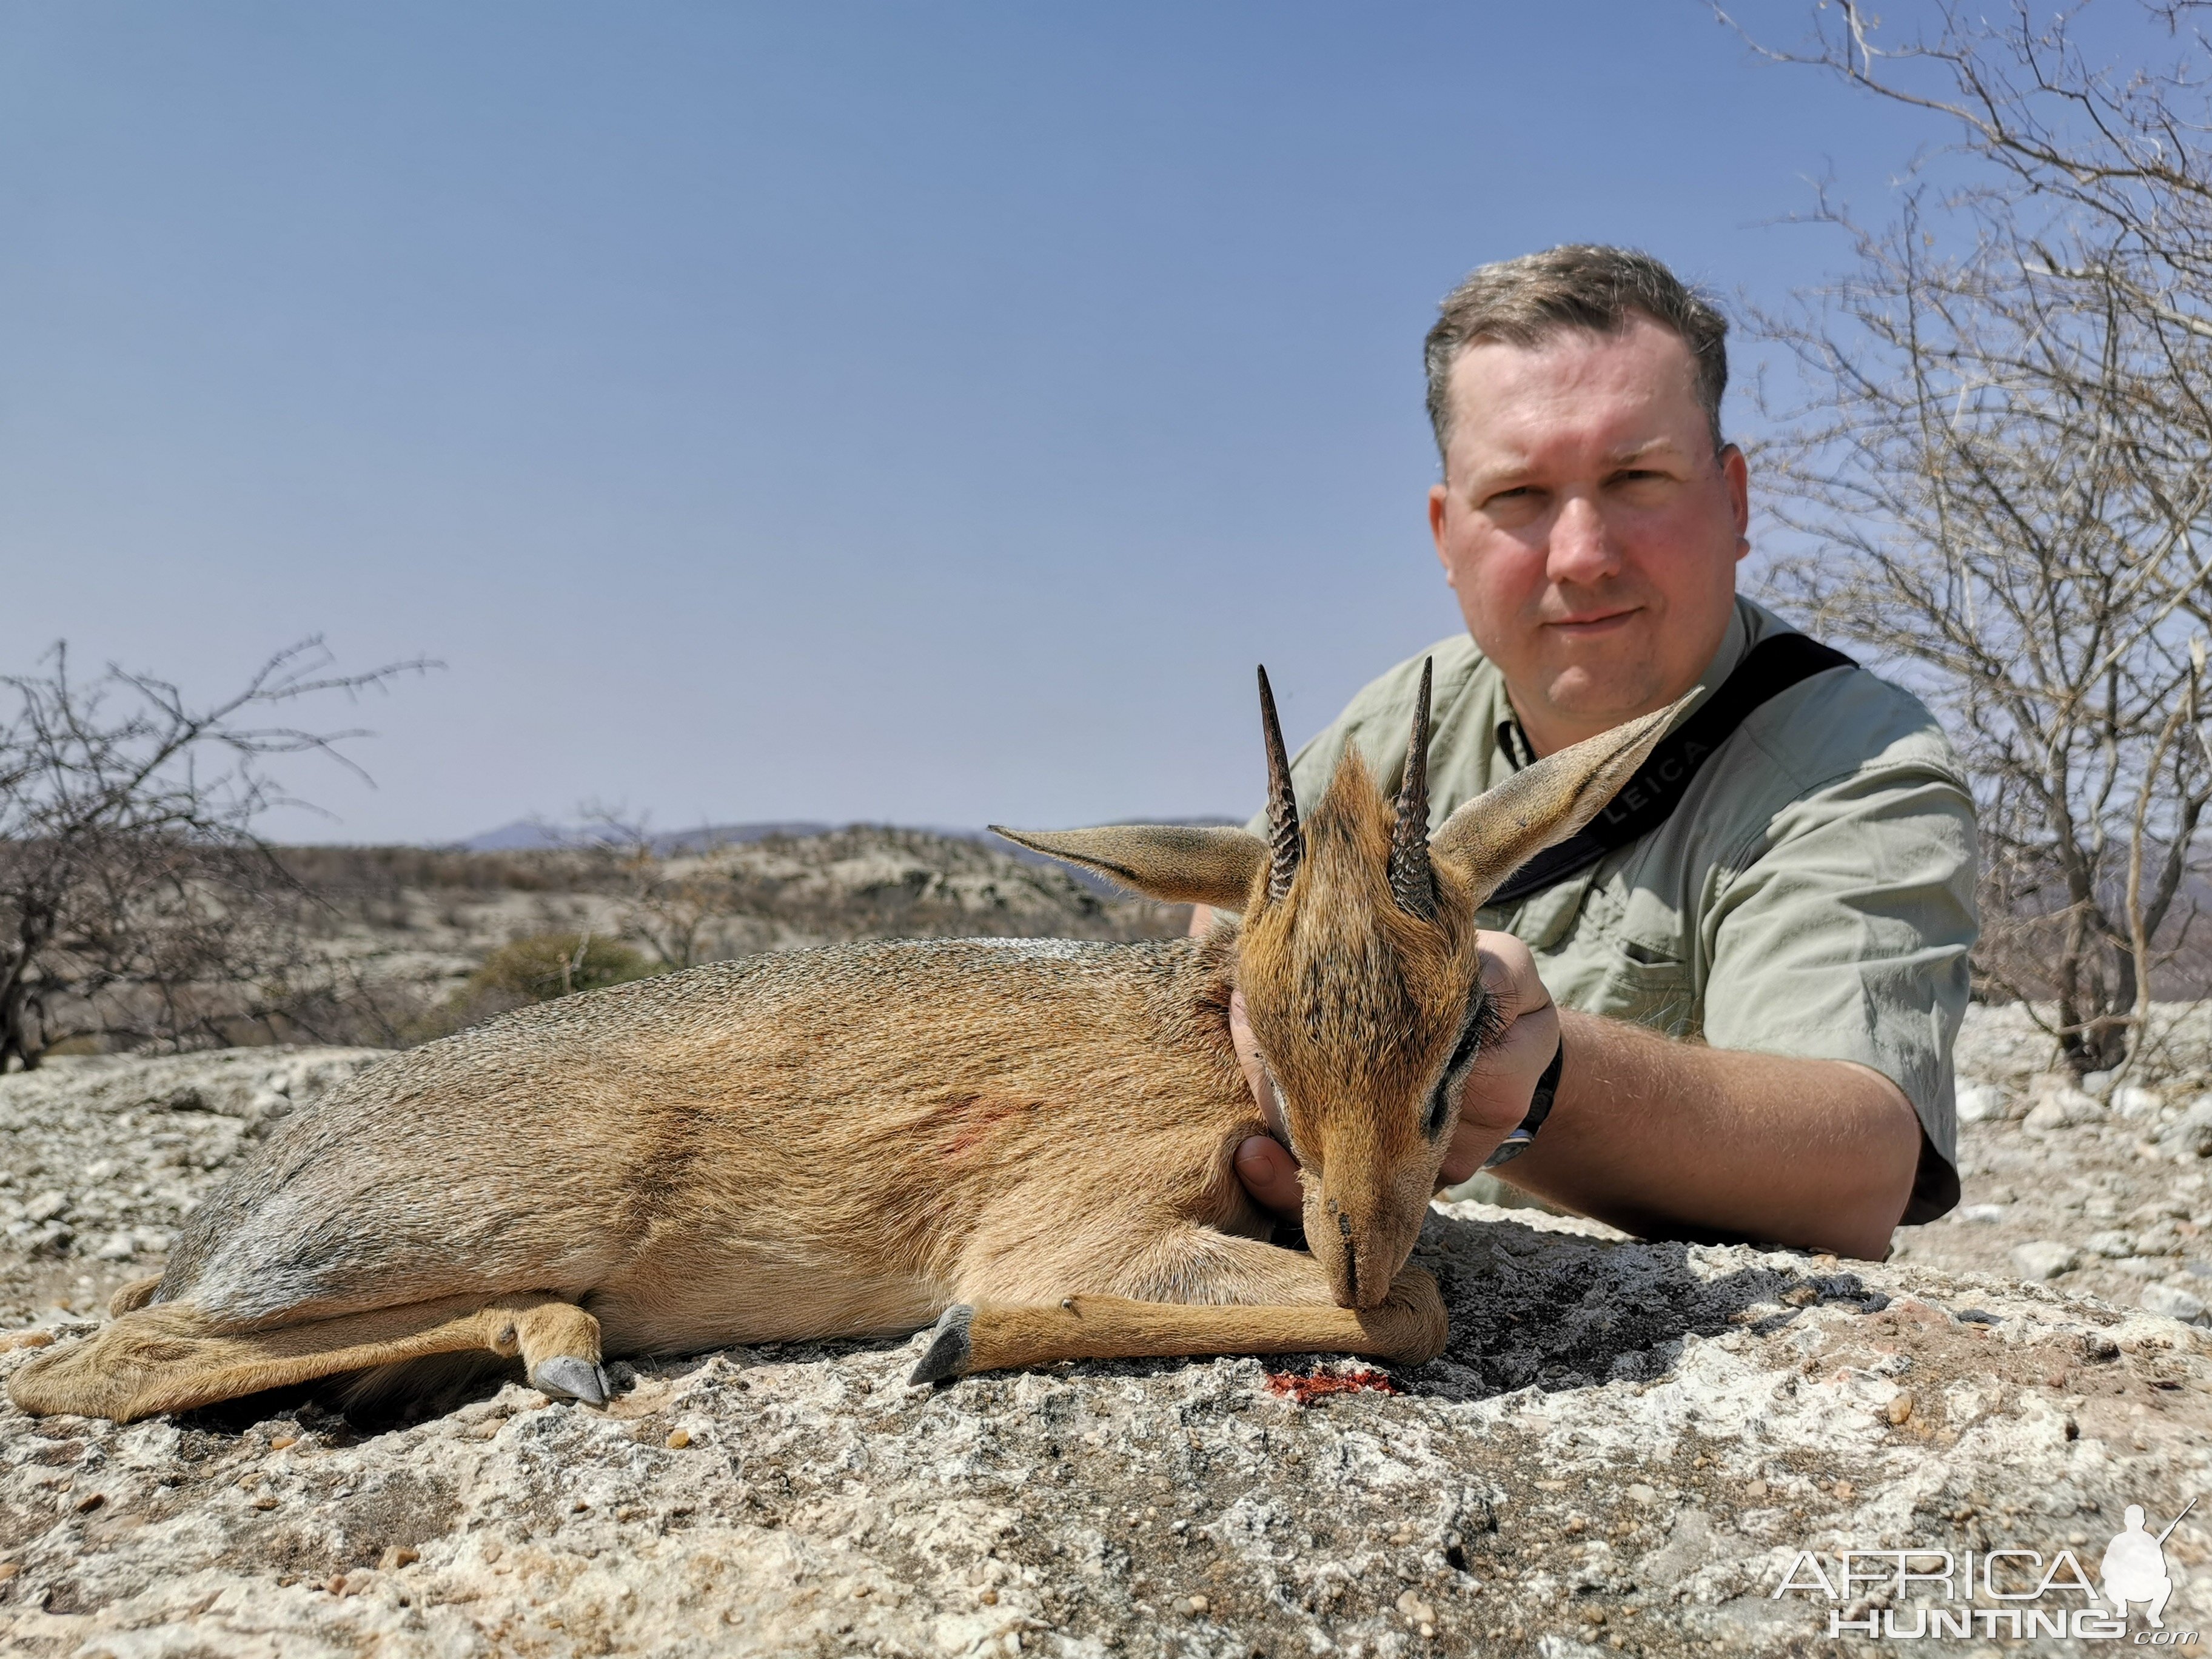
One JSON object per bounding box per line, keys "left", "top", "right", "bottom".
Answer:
{"left": 1323, "top": 1204, "right": 1394, "bottom": 1309}
{"left": 1333, "top": 1210, "right": 1361, "bottom": 1307}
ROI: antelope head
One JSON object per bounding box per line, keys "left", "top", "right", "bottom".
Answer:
{"left": 995, "top": 665, "right": 1681, "bottom": 1309}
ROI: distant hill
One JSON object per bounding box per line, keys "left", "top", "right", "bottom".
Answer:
{"left": 460, "top": 820, "right": 835, "bottom": 853}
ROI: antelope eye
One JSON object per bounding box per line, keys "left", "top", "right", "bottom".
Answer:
{"left": 1425, "top": 993, "right": 1492, "bottom": 1139}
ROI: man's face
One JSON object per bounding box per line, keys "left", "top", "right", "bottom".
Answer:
{"left": 1427, "top": 315, "right": 1749, "bottom": 752}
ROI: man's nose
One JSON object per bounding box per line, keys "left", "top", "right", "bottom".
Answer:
{"left": 1546, "top": 493, "right": 1620, "bottom": 585}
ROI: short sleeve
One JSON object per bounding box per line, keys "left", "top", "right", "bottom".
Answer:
{"left": 1700, "top": 765, "right": 1979, "bottom": 1225}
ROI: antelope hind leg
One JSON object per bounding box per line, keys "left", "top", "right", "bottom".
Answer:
{"left": 508, "top": 1298, "right": 610, "bottom": 1405}
{"left": 911, "top": 1266, "right": 1449, "bottom": 1384}
{"left": 109, "top": 1276, "right": 161, "bottom": 1316}
{"left": 7, "top": 1292, "right": 605, "bottom": 1424}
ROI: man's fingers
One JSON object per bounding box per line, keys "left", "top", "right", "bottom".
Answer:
{"left": 1475, "top": 931, "right": 1552, "bottom": 1024}
{"left": 1234, "top": 1133, "right": 1304, "bottom": 1219}
{"left": 1230, "top": 991, "right": 1301, "bottom": 1216}
{"left": 1438, "top": 931, "right": 1564, "bottom": 1184}
{"left": 1228, "top": 989, "right": 1289, "bottom": 1139}
{"left": 1439, "top": 1097, "right": 1527, "bottom": 1184}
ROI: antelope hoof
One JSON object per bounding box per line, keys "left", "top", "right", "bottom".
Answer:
{"left": 531, "top": 1355, "right": 610, "bottom": 1407}
{"left": 909, "top": 1305, "right": 974, "bottom": 1386}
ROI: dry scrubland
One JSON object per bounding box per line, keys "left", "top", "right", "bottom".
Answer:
{"left": 283, "top": 827, "right": 1187, "bottom": 976}
{"left": 0, "top": 834, "right": 2207, "bottom": 1655}
{"left": 270, "top": 826, "right": 1187, "bottom": 1044}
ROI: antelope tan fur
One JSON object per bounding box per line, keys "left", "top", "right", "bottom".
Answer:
{"left": 8, "top": 668, "right": 1681, "bottom": 1424}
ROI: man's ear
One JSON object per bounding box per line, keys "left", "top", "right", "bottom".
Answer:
{"left": 991, "top": 825, "right": 1265, "bottom": 909}
{"left": 1722, "top": 443, "right": 1751, "bottom": 560}
{"left": 1429, "top": 482, "right": 1453, "bottom": 581}
{"left": 1428, "top": 692, "right": 1692, "bottom": 903}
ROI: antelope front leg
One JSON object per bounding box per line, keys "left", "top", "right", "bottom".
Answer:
{"left": 911, "top": 1233, "right": 1447, "bottom": 1384}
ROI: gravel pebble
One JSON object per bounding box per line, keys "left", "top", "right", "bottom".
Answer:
{"left": 2143, "top": 1282, "right": 2210, "bottom": 1324}
{"left": 2011, "top": 1239, "right": 2081, "bottom": 1280}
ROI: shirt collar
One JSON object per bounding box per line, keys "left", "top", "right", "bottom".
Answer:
{"left": 1490, "top": 598, "right": 1754, "bottom": 773}
{"left": 1493, "top": 716, "right": 1539, "bottom": 773}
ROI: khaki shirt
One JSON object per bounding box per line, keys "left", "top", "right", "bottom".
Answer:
{"left": 1243, "top": 597, "right": 1977, "bottom": 1224}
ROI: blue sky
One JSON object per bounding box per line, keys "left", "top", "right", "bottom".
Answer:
{"left": 4, "top": 2, "right": 1966, "bottom": 842}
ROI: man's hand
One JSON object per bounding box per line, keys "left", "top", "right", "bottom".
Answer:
{"left": 1434, "top": 933, "right": 1561, "bottom": 1184}
{"left": 1231, "top": 932, "right": 1563, "bottom": 1218}
{"left": 1227, "top": 928, "right": 1922, "bottom": 1259}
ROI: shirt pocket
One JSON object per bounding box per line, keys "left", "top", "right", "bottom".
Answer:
{"left": 1589, "top": 939, "right": 1698, "bottom": 1037}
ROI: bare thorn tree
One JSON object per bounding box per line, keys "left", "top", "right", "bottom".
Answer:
{"left": 570, "top": 806, "right": 735, "bottom": 972}
{"left": 1729, "top": 1, "right": 2212, "bottom": 1076}
{"left": 0, "top": 639, "right": 436, "bottom": 1070}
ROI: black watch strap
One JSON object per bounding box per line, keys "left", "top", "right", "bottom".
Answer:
{"left": 1481, "top": 1035, "right": 1564, "bottom": 1170}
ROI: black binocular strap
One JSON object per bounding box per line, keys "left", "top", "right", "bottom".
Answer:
{"left": 1488, "top": 633, "right": 1856, "bottom": 908}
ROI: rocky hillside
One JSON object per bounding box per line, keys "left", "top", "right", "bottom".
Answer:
{"left": 1, "top": 1007, "right": 2208, "bottom": 1655}
{"left": 272, "top": 826, "right": 1187, "bottom": 1044}
{"left": 697, "top": 825, "right": 1185, "bottom": 950}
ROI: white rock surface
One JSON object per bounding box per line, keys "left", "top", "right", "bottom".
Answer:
{"left": 1, "top": 1025, "right": 2209, "bottom": 1656}
{"left": 5, "top": 1204, "right": 2208, "bottom": 1657}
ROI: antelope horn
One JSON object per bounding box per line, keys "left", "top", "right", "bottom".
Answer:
{"left": 1258, "top": 665, "right": 1301, "bottom": 901}
{"left": 1390, "top": 659, "right": 1438, "bottom": 918}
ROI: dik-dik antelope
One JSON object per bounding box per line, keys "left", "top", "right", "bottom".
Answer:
{"left": 9, "top": 668, "right": 1676, "bottom": 1424}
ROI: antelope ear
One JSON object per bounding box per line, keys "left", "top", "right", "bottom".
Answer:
{"left": 990, "top": 825, "right": 1266, "bottom": 909}
{"left": 1429, "top": 692, "right": 1693, "bottom": 904}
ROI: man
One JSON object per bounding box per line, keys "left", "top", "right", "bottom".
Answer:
{"left": 1199, "top": 246, "right": 1976, "bottom": 1261}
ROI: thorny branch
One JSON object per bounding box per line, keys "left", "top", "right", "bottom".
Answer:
{"left": 0, "top": 640, "right": 435, "bottom": 1070}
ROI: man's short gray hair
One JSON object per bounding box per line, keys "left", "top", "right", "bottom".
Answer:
{"left": 1423, "top": 244, "right": 1730, "bottom": 463}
